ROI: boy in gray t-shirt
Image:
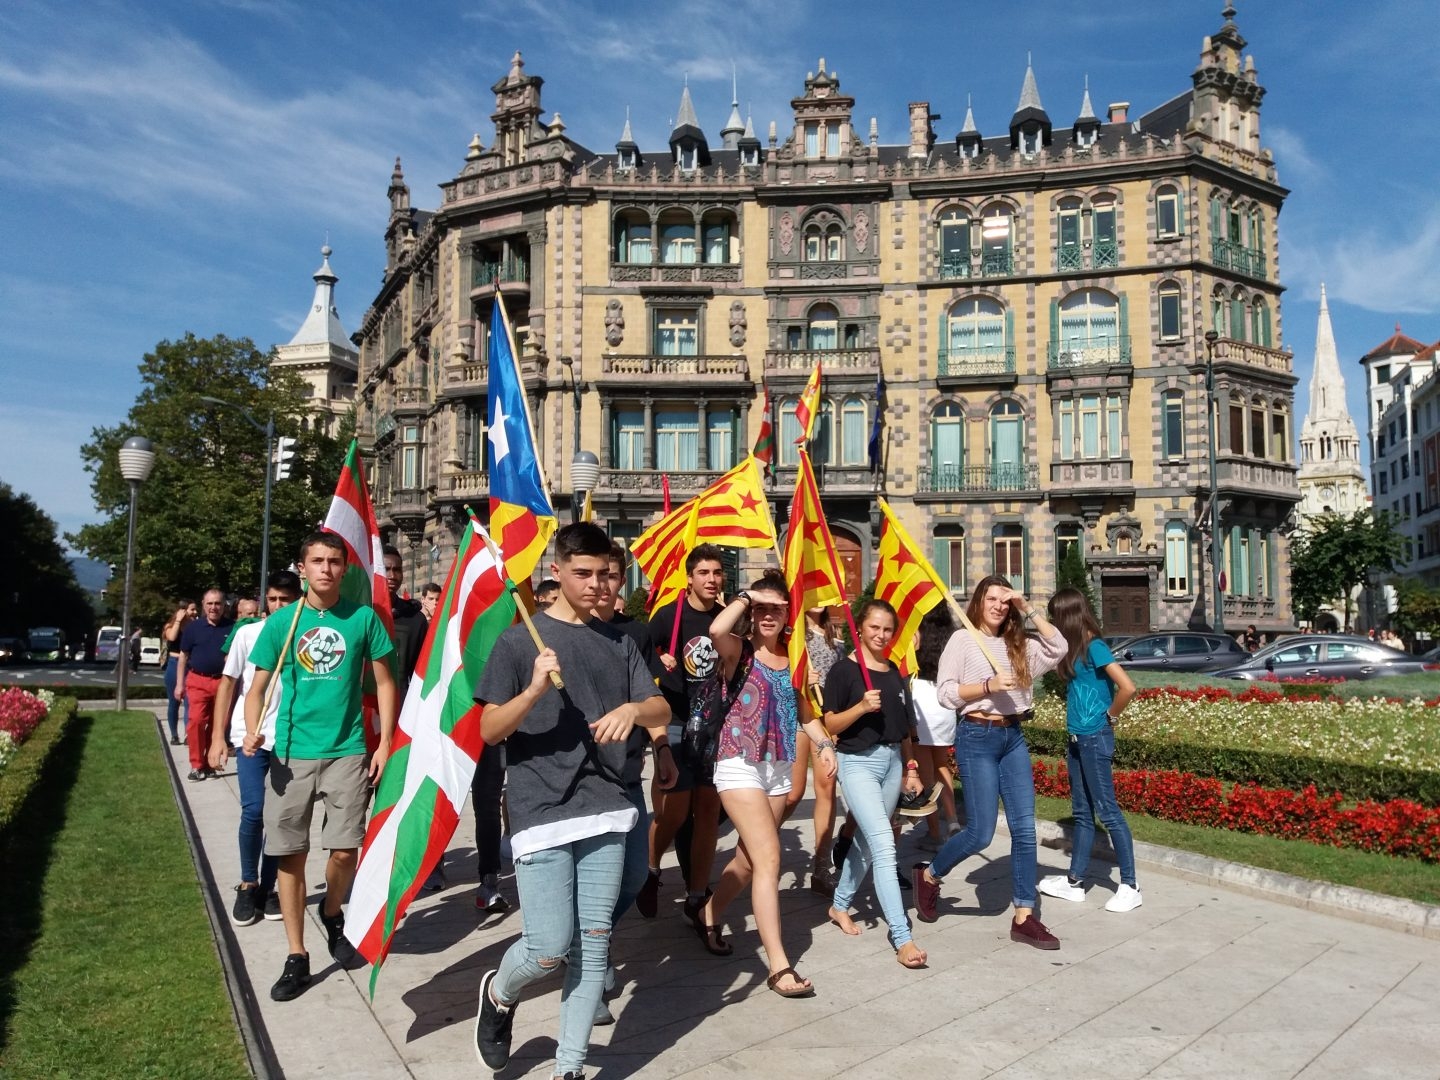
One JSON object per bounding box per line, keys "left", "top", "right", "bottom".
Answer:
{"left": 471, "top": 523, "right": 669, "bottom": 1079}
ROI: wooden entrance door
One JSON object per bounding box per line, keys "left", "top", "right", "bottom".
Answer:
{"left": 1102, "top": 575, "right": 1150, "bottom": 637}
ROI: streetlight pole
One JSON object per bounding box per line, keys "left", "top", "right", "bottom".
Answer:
{"left": 199, "top": 396, "right": 275, "bottom": 602}
{"left": 1204, "top": 330, "right": 1224, "bottom": 636}
{"left": 116, "top": 436, "right": 156, "bottom": 710}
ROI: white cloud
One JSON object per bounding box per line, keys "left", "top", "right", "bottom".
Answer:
{"left": 1267, "top": 125, "right": 1326, "bottom": 189}
{"left": 1287, "top": 206, "right": 1440, "bottom": 316}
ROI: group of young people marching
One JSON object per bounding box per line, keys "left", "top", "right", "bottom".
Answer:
{"left": 466, "top": 517, "right": 1145, "bottom": 1080}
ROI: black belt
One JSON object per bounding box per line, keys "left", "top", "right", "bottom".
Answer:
{"left": 961, "top": 710, "right": 1032, "bottom": 727}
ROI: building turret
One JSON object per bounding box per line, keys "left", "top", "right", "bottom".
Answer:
{"left": 720, "top": 69, "right": 745, "bottom": 150}
{"left": 1009, "top": 55, "right": 1052, "bottom": 153}
{"left": 1074, "top": 77, "right": 1101, "bottom": 148}
{"left": 272, "top": 245, "right": 359, "bottom": 436}
{"left": 955, "top": 94, "right": 982, "bottom": 158}
{"left": 1190, "top": 3, "right": 1265, "bottom": 153}
{"left": 668, "top": 82, "right": 711, "bottom": 169}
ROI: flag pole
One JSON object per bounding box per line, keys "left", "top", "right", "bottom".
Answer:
{"left": 800, "top": 451, "right": 873, "bottom": 693}
{"left": 668, "top": 497, "right": 701, "bottom": 658}
{"left": 256, "top": 584, "right": 307, "bottom": 737}
{"left": 475, "top": 512, "right": 565, "bottom": 691}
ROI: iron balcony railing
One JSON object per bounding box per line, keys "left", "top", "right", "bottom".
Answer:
{"left": 919, "top": 463, "right": 1039, "bottom": 494}
{"left": 1211, "top": 238, "right": 1267, "bottom": 279}
{"left": 1047, "top": 335, "right": 1133, "bottom": 369}
{"left": 936, "top": 344, "right": 1016, "bottom": 378}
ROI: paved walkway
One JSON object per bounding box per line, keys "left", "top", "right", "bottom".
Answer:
{"left": 155, "top": 709, "right": 1440, "bottom": 1079}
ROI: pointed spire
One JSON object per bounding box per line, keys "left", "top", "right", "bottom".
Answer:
{"left": 674, "top": 82, "right": 701, "bottom": 133}
{"left": 466, "top": 133, "right": 483, "bottom": 161}
{"left": 1309, "top": 283, "right": 1345, "bottom": 420}
{"left": 287, "top": 244, "right": 353, "bottom": 351}
{"left": 1017, "top": 52, "right": 1043, "bottom": 112}
{"left": 1010, "top": 57, "right": 1051, "bottom": 151}
{"left": 1079, "top": 75, "right": 1097, "bottom": 120}
{"left": 961, "top": 93, "right": 978, "bottom": 133}
{"left": 721, "top": 62, "right": 745, "bottom": 149}
{"left": 742, "top": 111, "right": 756, "bottom": 140}
{"left": 619, "top": 105, "right": 634, "bottom": 146}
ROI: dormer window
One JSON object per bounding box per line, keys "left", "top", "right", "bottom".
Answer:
{"left": 803, "top": 121, "right": 841, "bottom": 159}
{"left": 1020, "top": 128, "right": 1040, "bottom": 156}
{"left": 618, "top": 148, "right": 636, "bottom": 171}
{"left": 677, "top": 145, "right": 697, "bottom": 172}
{"left": 740, "top": 144, "right": 759, "bottom": 167}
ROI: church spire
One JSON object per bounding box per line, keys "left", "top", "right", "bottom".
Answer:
{"left": 1309, "top": 283, "right": 1345, "bottom": 420}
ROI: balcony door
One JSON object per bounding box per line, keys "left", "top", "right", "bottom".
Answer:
{"left": 990, "top": 402, "right": 1023, "bottom": 489}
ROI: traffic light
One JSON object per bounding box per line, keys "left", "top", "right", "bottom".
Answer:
{"left": 275, "top": 436, "right": 298, "bottom": 480}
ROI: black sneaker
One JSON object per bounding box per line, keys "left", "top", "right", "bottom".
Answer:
{"left": 231, "top": 883, "right": 261, "bottom": 926}
{"left": 186, "top": 769, "right": 205, "bottom": 782}
{"left": 897, "top": 781, "right": 944, "bottom": 818}
{"left": 262, "top": 888, "right": 283, "bottom": 921}
{"left": 270, "top": 953, "right": 311, "bottom": 1001}
{"left": 473, "top": 968, "right": 517, "bottom": 1070}
{"left": 318, "top": 901, "right": 364, "bottom": 970}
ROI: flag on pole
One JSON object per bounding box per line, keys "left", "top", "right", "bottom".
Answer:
{"left": 867, "top": 372, "right": 886, "bottom": 472}
{"left": 323, "top": 439, "right": 394, "bottom": 752}
{"left": 630, "top": 456, "right": 775, "bottom": 586}
{"left": 345, "top": 514, "right": 517, "bottom": 994}
{"left": 874, "top": 498, "right": 946, "bottom": 674}
{"left": 753, "top": 384, "right": 775, "bottom": 476}
{"left": 794, "top": 362, "right": 822, "bottom": 445}
{"left": 781, "top": 451, "right": 848, "bottom": 696}
{"left": 487, "top": 294, "right": 557, "bottom": 584}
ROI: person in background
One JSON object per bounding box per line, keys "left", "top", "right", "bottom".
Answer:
{"left": 162, "top": 603, "right": 195, "bottom": 745}
{"left": 419, "top": 582, "right": 442, "bottom": 621}
{"left": 911, "top": 606, "right": 960, "bottom": 850}
{"left": 176, "top": 589, "right": 233, "bottom": 781}
{"left": 383, "top": 545, "right": 426, "bottom": 691}
{"left": 1038, "top": 587, "right": 1141, "bottom": 913}
{"left": 785, "top": 605, "right": 843, "bottom": 895}
{"left": 533, "top": 579, "right": 560, "bottom": 610}
{"left": 129, "top": 626, "right": 143, "bottom": 673}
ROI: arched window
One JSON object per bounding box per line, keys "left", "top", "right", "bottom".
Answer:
{"left": 841, "top": 396, "right": 867, "bottom": 464}
{"left": 1251, "top": 297, "right": 1272, "bottom": 347}
{"left": 658, "top": 210, "right": 696, "bottom": 264}
{"left": 1165, "top": 522, "right": 1190, "bottom": 595}
{"left": 1057, "top": 197, "right": 1083, "bottom": 270}
{"left": 1250, "top": 396, "right": 1268, "bottom": 461}
{"left": 1211, "top": 284, "right": 1228, "bottom": 336}
{"left": 1058, "top": 289, "right": 1121, "bottom": 364}
{"left": 989, "top": 399, "right": 1025, "bottom": 490}
{"left": 1155, "top": 184, "right": 1183, "bottom": 237}
{"left": 935, "top": 526, "right": 966, "bottom": 595}
{"left": 701, "top": 210, "right": 736, "bottom": 264}
{"left": 803, "top": 221, "right": 844, "bottom": 262}
{"left": 944, "top": 296, "right": 1006, "bottom": 372}
{"left": 929, "top": 401, "right": 965, "bottom": 489}
{"left": 1270, "top": 402, "right": 1289, "bottom": 462}
{"left": 938, "top": 208, "right": 971, "bottom": 278}
{"left": 807, "top": 303, "right": 839, "bottom": 350}
{"left": 992, "top": 523, "right": 1026, "bottom": 595}
{"left": 1092, "top": 195, "right": 1118, "bottom": 268}
{"left": 1230, "top": 287, "right": 1248, "bottom": 343}
{"left": 613, "top": 210, "right": 651, "bottom": 263}
{"left": 812, "top": 399, "right": 835, "bottom": 466}
{"left": 1159, "top": 281, "right": 1183, "bottom": 340}
{"left": 979, "top": 203, "right": 1013, "bottom": 276}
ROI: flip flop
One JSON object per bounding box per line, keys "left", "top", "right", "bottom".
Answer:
{"left": 767, "top": 966, "right": 815, "bottom": 998}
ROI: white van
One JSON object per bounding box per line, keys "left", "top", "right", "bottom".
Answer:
{"left": 95, "top": 625, "right": 124, "bottom": 663}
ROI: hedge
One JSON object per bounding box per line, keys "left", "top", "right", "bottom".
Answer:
{"left": 0, "top": 683, "right": 165, "bottom": 702}
{"left": 0, "top": 696, "right": 79, "bottom": 837}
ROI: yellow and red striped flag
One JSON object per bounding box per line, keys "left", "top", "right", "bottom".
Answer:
{"left": 874, "top": 497, "right": 948, "bottom": 675}
{"left": 793, "top": 362, "right": 822, "bottom": 445}
{"left": 782, "top": 450, "right": 848, "bottom": 696}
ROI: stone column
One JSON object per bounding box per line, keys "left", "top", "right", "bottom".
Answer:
{"left": 600, "top": 397, "right": 612, "bottom": 469}
{"left": 642, "top": 396, "right": 655, "bottom": 470}
{"left": 697, "top": 397, "right": 709, "bottom": 470}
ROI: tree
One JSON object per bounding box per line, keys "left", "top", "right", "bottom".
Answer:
{"left": 1289, "top": 509, "right": 1406, "bottom": 631}
{"left": 1391, "top": 578, "right": 1440, "bottom": 642}
{"left": 0, "top": 483, "right": 97, "bottom": 645}
{"left": 69, "top": 334, "right": 344, "bottom": 626}
{"left": 1055, "top": 539, "right": 1099, "bottom": 616}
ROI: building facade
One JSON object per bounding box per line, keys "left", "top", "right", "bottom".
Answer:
{"left": 1375, "top": 343, "right": 1440, "bottom": 597}
{"left": 353, "top": 7, "right": 1300, "bottom": 636}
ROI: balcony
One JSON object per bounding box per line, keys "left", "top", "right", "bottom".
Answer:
{"left": 594, "top": 469, "right": 726, "bottom": 497}
{"left": 471, "top": 255, "right": 530, "bottom": 292}
{"left": 609, "top": 261, "right": 742, "bottom": 284}
{"left": 392, "top": 385, "right": 429, "bottom": 416}
{"left": 1092, "top": 240, "right": 1119, "bottom": 269}
{"left": 389, "top": 486, "right": 431, "bottom": 535}
{"left": 1216, "top": 455, "right": 1299, "bottom": 498}
{"left": 1050, "top": 459, "right": 1134, "bottom": 492}
{"left": 1048, "top": 335, "right": 1132, "bottom": 370}
{"left": 437, "top": 469, "right": 489, "bottom": 503}
{"left": 939, "top": 253, "right": 971, "bottom": 280}
{"left": 980, "top": 251, "right": 1014, "bottom": 278}
{"left": 763, "top": 347, "right": 881, "bottom": 378}
{"left": 1209, "top": 337, "right": 1293, "bottom": 376}
{"left": 597, "top": 354, "right": 750, "bottom": 385}
{"left": 772, "top": 461, "right": 877, "bottom": 494}
{"left": 915, "top": 463, "right": 1040, "bottom": 499}
{"left": 1211, "top": 238, "right": 1267, "bottom": 280}
{"left": 936, "top": 344, "right": 1016, "bottom": 383}
{"left": 441, "top": 353, "right": 546, "bottom": 399}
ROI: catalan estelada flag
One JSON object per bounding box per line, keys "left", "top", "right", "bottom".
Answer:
{"left": 487, "top": 295, "right": 556, "bottom": 582}
{"left": 782, "top": 450, "right": 847, "bottom": 697}
{"left": 794, "top": 362, "right": 822, "bottom": 445}
{"left": 874, "top": 497, "right": 947, "bottom": 674}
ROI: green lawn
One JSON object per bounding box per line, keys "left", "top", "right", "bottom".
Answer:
{"left": 0, "top": 710, "right": 248, "bottom": 1079}
{"left": 1034, "top": 794, "right": 1440, "bottom": 906}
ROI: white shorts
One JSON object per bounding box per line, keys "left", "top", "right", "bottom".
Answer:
{"left": 712, "top": 756, "right": 794, "bottom": 796}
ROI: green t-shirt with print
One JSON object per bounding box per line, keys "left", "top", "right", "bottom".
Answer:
{"left": 251, "top": 597, "right": 395, "bottom": 760}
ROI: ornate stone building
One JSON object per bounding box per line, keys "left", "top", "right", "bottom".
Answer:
{"left": 273, "top": 245, "right": 358, "bottom": 435}
{"left": 353, "top": 5, "right": 1300, "bottom": 636}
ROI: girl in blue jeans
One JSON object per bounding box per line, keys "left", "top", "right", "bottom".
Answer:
{"left": 823, "top": 600, "right": 928, "bottom": 970}
{"left": 913, "top": 576, "right": 1067, "bottom": 949}
{"left": 1037, "top": 588, "right": 1142, "bottom": 912}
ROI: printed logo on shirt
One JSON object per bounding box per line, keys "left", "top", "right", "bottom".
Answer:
{"left": 296, "top": 626, "right": 347, "bottom": 675}
{"left": 684, "top": 634, "right": 717, "bottom": 682}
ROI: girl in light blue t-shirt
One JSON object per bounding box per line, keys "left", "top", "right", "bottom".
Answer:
{"left": 1039, "top": 588, "right": 1142, "bottom": 912}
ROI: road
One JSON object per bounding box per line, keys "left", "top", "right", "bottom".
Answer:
{"left": 0, "top": 662, "right": 166, "bottom": 690}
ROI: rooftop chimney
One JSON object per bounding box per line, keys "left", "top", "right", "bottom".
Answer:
{"left": 1108, "top": 101, "right": 1130, "bottom": 124}
{"left": 908, "top": 101, "right": 938, "bottom": 159}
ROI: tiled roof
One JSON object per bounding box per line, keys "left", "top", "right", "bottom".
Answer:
{"left": 1363, "top": 325, "right": 1428, "bottom": 360}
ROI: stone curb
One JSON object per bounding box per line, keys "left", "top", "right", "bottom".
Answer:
{"left": 1019, "top": 813, "right": 1440, "bottom": 940}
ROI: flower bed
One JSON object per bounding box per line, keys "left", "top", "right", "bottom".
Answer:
{"left": 0, "top": 687, "right": 53, "bottom": 760}
{"left": 1027, "top": 687, "right": 1440, "bottom": 805}
{"left": 0, "top": 694, "right": 75, "bottom": 836}
{"left": 1034, "top": 758, "right": 1440, "bottom": 863}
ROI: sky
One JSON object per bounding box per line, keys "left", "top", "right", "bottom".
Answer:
{"left": 4, "top": 0, "right": 1439, "bottom": 545}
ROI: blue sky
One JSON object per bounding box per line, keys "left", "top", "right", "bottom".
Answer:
{"left": 4, "top": 0, "right": 1438, "bottom": 543}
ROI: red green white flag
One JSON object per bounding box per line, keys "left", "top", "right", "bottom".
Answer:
{"left": 345, "top": 513, "right": 516, "bottom": 994}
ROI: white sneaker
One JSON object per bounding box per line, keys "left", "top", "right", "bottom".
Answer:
{"left": 1037, "top": 875, "right": 1087, "bottom": 903}
{"left": 1105, "top": 883, "right": 1143, "bottom": 912}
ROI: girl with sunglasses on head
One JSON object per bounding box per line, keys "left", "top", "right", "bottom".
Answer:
{"left": 823, "top": 599, "right": 928, "bottom": 970}
{"left": 694, "top": 571, "right": 837, "bottom": 997}
{"left": 912, "top": 576, "right": 1068, "bottom": 950}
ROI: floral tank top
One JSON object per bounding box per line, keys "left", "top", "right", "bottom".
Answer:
{"left": 716, "top": 658, "right": 798, "bottom": 765}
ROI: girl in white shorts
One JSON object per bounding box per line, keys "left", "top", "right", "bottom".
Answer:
{"left": 695, "top": 571, "right": 837, "bottom": 998}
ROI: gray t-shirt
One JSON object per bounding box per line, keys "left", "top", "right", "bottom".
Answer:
{"left": 475, "top": 613, "right": 659, "bottom": 857}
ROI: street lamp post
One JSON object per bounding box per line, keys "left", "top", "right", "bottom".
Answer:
{"left": 199, "top": 396, "right": 275, "bottom": 602}
{"left": 571, "top": 450, "right": 600, "bottom": 524}
{"left": 1204, "top": 330, "right": 1224, "bottom": 636}
{"left": 116, "top": 436, "right": 156, "bottom": 710}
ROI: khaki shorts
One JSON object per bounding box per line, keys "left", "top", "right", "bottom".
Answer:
{"left": 264, "top": 754, "right": 369, "bottom": 856}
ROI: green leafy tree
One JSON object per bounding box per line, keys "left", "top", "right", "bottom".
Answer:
{"left": 1289, "top": 509, "right": 1406, "bottom": 631}
{"left": 70, "top": 334, "right": 343, "bottom": 625}
{"left": 1392, "top": 578, "right": 1440, "bottom": 641}
{"left": 0, "top": 483, "right": 97, "bottom": 645}
{"left": 1054, "top": 539, "right": 1099, "bottom": 616}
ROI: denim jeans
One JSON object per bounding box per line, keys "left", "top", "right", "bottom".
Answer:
{"left": 163, "top": 657, "right": 186, "bottom": 740}
{"left": 833, "top": 743, "right": 912, "bottom": 948}
{"left": 472, "top": 743, "right": 505, "bottom": 879}
{"left": 930, "top": 721, "right": 1038, "bottom": 909}
{"left": 612, "top": 782, "right": 651, "bottom": 923}
{"left": 236, "top": 746, "right": 278, "bottom": 890}
{"left": 495, "top": 831, "right": 625, "bottom": 1075}
{"left": 1068, "top": 727, "right": 1137, "bottom": 887}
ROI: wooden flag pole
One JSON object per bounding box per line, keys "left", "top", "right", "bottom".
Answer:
{"left": 254, "top": 586, "right": 307, "bottom": 745}
{"left": 477, "top": 520, "right": 565, "bottom": 691}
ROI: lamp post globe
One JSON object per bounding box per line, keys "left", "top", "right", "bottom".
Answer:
{"left": 571, "top": 449, "right": 600, "bottom": 523}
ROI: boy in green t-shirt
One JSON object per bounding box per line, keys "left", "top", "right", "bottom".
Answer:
{"left": 244, "top": 531, "right": 398, "bottom": 1002}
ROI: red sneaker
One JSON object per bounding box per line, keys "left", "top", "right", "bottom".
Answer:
{"left": 912, "top": 863, "right": 940, "bottom": 923}
{"left": 1010, "top": 914, "right": 1060, "bottom": 950}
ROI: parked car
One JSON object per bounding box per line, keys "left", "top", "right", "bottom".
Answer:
{"left": 139, "top": 637, "right": 163, "bottom": 667}
{"left": 94, "top": 625, "right": 124, "bottom": 664}
{"left": 26, "top": 627, "right": 67, "bottom": 664}
{"left": 1114, "top": 632, "right": 1250, "bottom": 674}
{"left": 0, "top": 637, "right": 29, "bottom": 664}
{"left": 1101, "top": 635, "right": 1134, "bottom": 651}
{"left": 1212, "top": 634, "right": 1439, "bottom": 681}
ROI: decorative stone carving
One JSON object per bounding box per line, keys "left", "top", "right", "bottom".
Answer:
{"left": 604, "top": 299, "right": 625, "bottom": 347}
{"left": 778, "top": 212, "right": 794, "bottom": 255}
{"left": 853, "top": 209, "right": 871, "bottom": 252}
{"left": 729, "top": 301, "right": 747, "bottom": 347}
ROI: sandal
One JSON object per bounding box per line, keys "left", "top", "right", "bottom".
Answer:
{"left": 766, "top": 966, "right": 815, "bottom": 998}
{"left": 896, "top": 941, "right": 928, "bottom": 969}
{"left": 694, "top": 922, "right": 733, "bottom": 956}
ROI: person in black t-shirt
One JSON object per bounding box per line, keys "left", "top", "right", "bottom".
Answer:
{"left": 822, "top": 599, "right": 928, "bottom": 971}
{"left": 636, "top": 544, "right": 726, "bottom": 926}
